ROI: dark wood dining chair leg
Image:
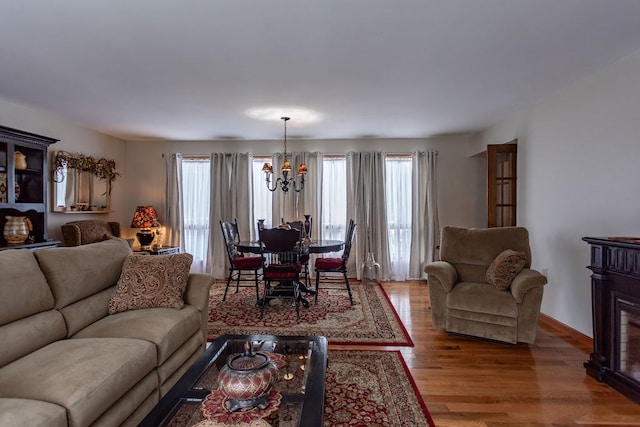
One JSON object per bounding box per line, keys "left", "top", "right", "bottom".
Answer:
{"left": 343, "top": 271, "right": 353, "bottom": 305}
{"left": 293, "top": 282, "right": 301, "bottom": 319}
{"left": 314, "top": 270, "right": 320, "bottom": 304}
{"left": 254, "top": 270, "right": 260, "bottom": 302}
{"left": 223, "top": 270, "right": 234, "bottom": 301}
{"left": 260, "top": 280, "right": 270, "bottom": 319}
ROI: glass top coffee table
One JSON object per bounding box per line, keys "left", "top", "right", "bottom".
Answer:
{"left": 140, "top": 334, "right": 327, "bottom": 427}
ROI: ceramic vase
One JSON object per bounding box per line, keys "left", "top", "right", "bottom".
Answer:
{"left": 3, "top": 216, "right": 30, "bottom": 245}
{"left": 361, "top": 252, "right": 381, "bottom": 285}
{"left": 303, "top": 214, "right": 312, "bottom": 240}
{"left": 14, "top": 151, "right": 27, "bottom": 170}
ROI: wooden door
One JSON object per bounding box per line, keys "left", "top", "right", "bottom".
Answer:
{"left": 487, "top": 142, "right": 517, "bottom": 227}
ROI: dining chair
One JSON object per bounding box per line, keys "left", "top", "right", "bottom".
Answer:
{"left": 282, "top": 218, "right": 311, "bottom": 288}
{"left": 258, "top": 226, "right": 305, "bottom": 319}
{"left": 220, "top": 220, "right": 263, "bottom": 302}
{"left": 314, "top": 219, "right": 357, "bottom": 305}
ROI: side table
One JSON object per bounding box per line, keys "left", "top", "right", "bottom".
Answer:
{"left": 134, "top": 246, "right": 180, "bottom": 255}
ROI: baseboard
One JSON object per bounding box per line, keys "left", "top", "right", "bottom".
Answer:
{"left": 538, "top": 312, "right": 592, "bottom": 347}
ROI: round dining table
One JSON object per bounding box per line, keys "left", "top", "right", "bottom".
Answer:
{"left": 235, "top": 239, "right": 344, "bottom": 309}
{"left": 235, "top": 239, "right": 344, "bottom": 254}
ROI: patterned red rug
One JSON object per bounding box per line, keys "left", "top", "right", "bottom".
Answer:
{"left": 208, "top": 282, "right": 413, "bottom": 346}
{"left": 167, "top": 350, "right": 434, "bottom": 427}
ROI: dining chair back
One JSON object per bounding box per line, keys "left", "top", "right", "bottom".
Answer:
{"left": 258, "top": 227, "right": 305, "bottom": 319}
{"left": 314, "top": 219, "right": 357, "bottom": 305}
{"left": 220, "top": 220, "right": 262, "bottom": 302}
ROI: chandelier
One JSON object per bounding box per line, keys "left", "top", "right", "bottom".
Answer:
{"left": 262, "top": 116, "right": 307, "bottom": 193}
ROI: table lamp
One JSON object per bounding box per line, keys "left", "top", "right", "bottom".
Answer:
{"left": 130, "top": 205, "right": 160, "bottom": 250}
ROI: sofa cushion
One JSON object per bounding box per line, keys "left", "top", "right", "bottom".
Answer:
{"left": 0, "top": 398, "right": 67, "bottom": 427}
{"left": 34, "top": 238, "right": 132, "bottom": 309}
{"left": 447, "top": 281, "right": 518, "bottom": 318}
{"left": 0, "top": 310, "right": 66, "bottom": 368}
{"left": 73, "top": 305, "right": 201, "bottom": 365}
{"left": 0, "top": 338, "right": 157, "bottom": 427}
{"left": 486, "top": 249, "right": 527, "bottom": 291}
{"left": 108, "top": 253, "right": 193, "bottom": 314}
{"left": 0, "top": 249, "right": 54, "bottom": 326}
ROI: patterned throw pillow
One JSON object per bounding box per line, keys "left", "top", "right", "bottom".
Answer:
{"left": 486, "top": 249, "right": 527, "bottom": 291}
{"left": 108, "top": 253, "right": 193, "bottom": 314}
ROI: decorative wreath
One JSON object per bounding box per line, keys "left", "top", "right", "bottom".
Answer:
{"left": 52, "top": 151, "right": 119, "bottom": 190}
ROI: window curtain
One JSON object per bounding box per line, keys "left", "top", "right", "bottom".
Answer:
{"left": 164, "top": 153, "right": 184, "bottom": 250}
{"left": 182, "top": 158, "right": 211, "bottom": 273}
{"left": 347, "top": 152, "right": 391, "bottom": 280}
{"left": 297, "top": 152, "right": 321, "bottom": 240}
{"left": 209, "top": 153, "right": 251, "bottom": 279}
{"left": 409, "top": 151, "right": 439, "bottom": 278}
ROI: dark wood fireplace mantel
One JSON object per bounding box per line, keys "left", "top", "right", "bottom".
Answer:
{"left": 583, "top": 237, "right": 640, "bottom": 404}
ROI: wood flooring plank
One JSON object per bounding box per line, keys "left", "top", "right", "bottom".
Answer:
{"left": 330, "top": 280, "right": 640, "bottom": 426}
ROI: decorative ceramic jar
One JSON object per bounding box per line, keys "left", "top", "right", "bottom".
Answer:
{"left": 3, "top": 216, "right": 31, "bottom": 245}
{"left": 217, "top": 341, "right": 278, "bottom": 412}
{"left": 14, "top": 151, "right": 27, "bottom": 170}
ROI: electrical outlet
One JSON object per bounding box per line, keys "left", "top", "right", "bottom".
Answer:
{"left": 542, "top": 268, "right": 548, "bottom": 277}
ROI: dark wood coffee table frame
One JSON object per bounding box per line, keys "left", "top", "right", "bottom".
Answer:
{"left": 140, "top": 334, "right": 327, "bottom": 427}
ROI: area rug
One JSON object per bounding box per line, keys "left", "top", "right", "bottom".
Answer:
{"left": 207, "top": 282, "right": 413, "bottom": 346}
{"left": 167, "top": 350, "right": 435, "bottom": 427}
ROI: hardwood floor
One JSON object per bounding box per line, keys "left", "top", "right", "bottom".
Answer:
{"left": 331, "top": 280, "right": 640, "bottom": 427}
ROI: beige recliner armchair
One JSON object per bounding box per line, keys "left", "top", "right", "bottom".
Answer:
{"left": 60, "top": 220, "right": 121, "bottom": 246}
{"left": 424, "top": 226, "right": 547, "bottom": 344}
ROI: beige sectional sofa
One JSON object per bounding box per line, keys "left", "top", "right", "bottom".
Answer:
{"left": 0, "top": 238, "right": 215, "bottom": 427}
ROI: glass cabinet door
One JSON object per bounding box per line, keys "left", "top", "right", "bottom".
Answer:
{"left": 14, "top": 144, "right": 45, "bottom": 204}
{"left": 0, "top": 141, "right": 6, "bottom": 203}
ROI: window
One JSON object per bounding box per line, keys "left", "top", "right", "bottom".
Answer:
{"left": 385, "top": 156, "right": 412, "bottom": 280}
{"left": 321, "top": 156, "right": 347, "bottom": 241}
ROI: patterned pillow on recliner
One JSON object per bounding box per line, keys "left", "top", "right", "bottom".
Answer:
{"left": 486, "top": 249, "right": 526, "bottom": 291}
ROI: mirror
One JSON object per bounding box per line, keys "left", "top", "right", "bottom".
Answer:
{"left": 51, "top": 151, "right": 118, "bottom": 213}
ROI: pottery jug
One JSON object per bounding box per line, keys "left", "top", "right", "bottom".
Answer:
{"left": 3, "top": 216, "right": 31, "bottom": 245}
{"left": 14, "top": 151, "right": 27, "bottom": 170}
{"left": 217, "top": 341, "right": 277, "bottom": 412}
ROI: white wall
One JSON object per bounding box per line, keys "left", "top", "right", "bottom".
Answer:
{"left": 0, "top": 96, "right": 484, "bottom": 245}
{"left": 475, "top": 48, "right": 640, "bottom": 337}
{"left": 123, "top": 134, "right": 485, "bottom": 240}
{"left": 0, "top": 97, "right": 128, "bottom": 242}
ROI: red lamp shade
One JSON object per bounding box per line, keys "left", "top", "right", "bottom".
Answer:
{"left": 131, "top": 206, "right": 160, "bottom": 230}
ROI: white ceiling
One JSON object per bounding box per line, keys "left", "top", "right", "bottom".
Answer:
{"left": 2, "top": 0, "right": 640, "bottom": 141}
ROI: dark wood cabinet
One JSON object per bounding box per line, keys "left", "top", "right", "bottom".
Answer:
{"left": 583, "top": 236, "right": 640, "bottom": 404}
{"left": 0, "top": 125, "right": 59, "bottom": 249}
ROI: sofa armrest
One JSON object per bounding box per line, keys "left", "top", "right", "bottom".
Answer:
{"left": 184, "top": 273, "right": 215, "bottom": 345}
{"left": 510, "top": 268, "right": 547, "bottom": 303}
{"left": 424, "top": 261, "right": 458, "bottom": 292}
{"left": 184, "top": 273, "right": 215, "bottom": 312}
